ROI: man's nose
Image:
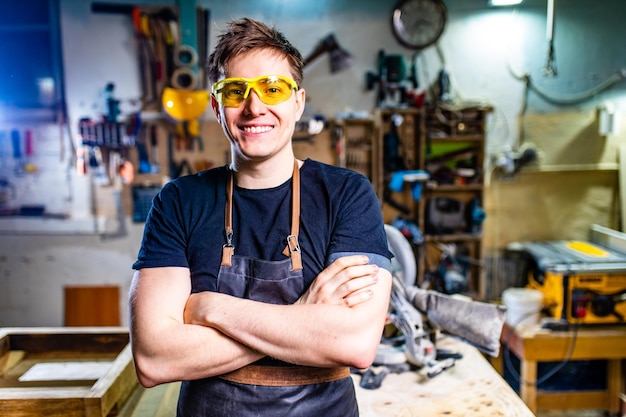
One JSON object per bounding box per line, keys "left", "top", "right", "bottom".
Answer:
{"left": 242, "top": 88, "right": 266, "bottom": 114}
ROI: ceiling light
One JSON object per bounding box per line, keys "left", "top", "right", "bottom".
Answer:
{"left": 488, "top": 0, "right": 523, "bottom": 6}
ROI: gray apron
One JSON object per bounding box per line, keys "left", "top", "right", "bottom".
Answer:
{"left": 177, "top": 161, "right": 358, "bottom": 417}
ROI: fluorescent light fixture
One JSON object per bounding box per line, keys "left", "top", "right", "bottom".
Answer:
{"left": 489, "top": 0, "right": 523, "bottom": 6}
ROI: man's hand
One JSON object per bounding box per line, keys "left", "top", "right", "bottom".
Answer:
{"left": 180, "top": 255, "right": 389, "bottom": 367}
{"left": 184, "top": 255, "right": 379, "bottom": 325}
{"left": 184, "top": 291, "right": 218, "bottom": 325}
{"left": 297, "top": 255, "right": 379, "bottom": 307}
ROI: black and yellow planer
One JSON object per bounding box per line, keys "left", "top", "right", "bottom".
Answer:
{"left": 506, "top": 225, "right": 626, "bottom": 325}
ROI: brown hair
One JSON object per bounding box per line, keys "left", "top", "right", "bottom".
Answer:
{"left": 206, "top": 18, "right": 304, "bottom": 87}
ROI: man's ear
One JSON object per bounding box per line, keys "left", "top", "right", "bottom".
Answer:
{"left": 294, "top": 88, "right": 306, "bottom": 122}
{"left": 211, "top": 95, "right": 222, "bottom": 124}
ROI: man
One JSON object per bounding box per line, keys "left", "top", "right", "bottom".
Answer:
{"left": 130, "top": 17, "right": 393, "bottom": 416}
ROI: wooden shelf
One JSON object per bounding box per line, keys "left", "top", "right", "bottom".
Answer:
{"left": 425, "top": 233, "right": 483, "bottom": 243}
{"left": 428, "top": 134, "right": 485, "bottom": 142}
{"left": 425, "top": 184, "right": 484, "bottom": 192}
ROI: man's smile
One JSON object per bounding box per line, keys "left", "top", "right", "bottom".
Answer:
{"left": 241, "top": 125, "right": 274, "bottom": 134}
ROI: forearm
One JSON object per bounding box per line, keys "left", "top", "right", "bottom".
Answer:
{"left": 131, "top": 314, "right": 263, "bottom": 386}
{"left": 129, "top": 268, "right": 264, "bottom": 387}
{"left": 200, "top": 268, "right": 392, "bottom": 369}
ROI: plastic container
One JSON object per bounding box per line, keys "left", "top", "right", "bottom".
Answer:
{"left": 502, "top": 288, "right": 544, "bottom": 327}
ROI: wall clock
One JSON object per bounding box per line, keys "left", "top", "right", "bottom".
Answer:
{"left": 391, "top": 0, "right": 447, "bottom": 49}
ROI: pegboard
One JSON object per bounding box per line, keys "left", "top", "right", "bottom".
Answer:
{"left": 0, "top": 122, "right": 73, "bottom": 220}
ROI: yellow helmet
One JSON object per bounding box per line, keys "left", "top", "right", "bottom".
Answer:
{"left": 162, "top": 87, "right": 209, "bottom": 121}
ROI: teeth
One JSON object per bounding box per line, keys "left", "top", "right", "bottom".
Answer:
{"left": 242, "top": 125, "right": 272, "bottom": 133}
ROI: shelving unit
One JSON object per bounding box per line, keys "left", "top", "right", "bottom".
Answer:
{"left": 419, "top": 104, "right": 492, "bottom": 299}
{"left": 335, "top": 106, "right": 490, "bottom": 298}
{"left": 376, "top": 108, "right": 424, "bottom": 222}
{"left": 334, "top": 118, "right": 382, "bottom": 200}
{"left": 375, "top": 104, "right": 490, "bottom": 299}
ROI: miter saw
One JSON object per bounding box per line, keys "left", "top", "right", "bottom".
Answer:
{"left": 354, "top": 225, "right": 506, "bottom": 389}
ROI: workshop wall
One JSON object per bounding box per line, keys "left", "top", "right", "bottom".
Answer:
{"left": 1, "top": 0, "right": 625, "bottom": 326}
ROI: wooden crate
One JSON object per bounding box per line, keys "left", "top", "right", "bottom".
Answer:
{"left": 0, "top": 327, "right": 138, "bottom": 417}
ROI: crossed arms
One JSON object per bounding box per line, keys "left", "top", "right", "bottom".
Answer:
{"left": 129, "top": 254, "right": 392, "bottom": 388}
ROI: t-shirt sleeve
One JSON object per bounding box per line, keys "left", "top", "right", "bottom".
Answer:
{"left": 327, "top": 172, "right": 393, "bottom": 267}
{"left": 327, "top": 251, "right": 392, "bottom": 272}
{"left": 132, "top": 181, "right": 189, "bottom": 270}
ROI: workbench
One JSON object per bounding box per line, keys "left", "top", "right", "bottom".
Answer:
{"left": 117, "top": 336, "right": 534, "bottom": 417}
{"left": 497, "top": 322, "right": 626, "bottom": 415}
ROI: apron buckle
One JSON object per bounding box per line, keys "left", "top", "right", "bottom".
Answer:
{"left": 286, "top": 234, "right": 301, "bottom": 253}
{"left": 283, "top": 235, "right": 303, "bottom": 271}
{"left": 221, "top": 244, "right": 234, "bottom": 266}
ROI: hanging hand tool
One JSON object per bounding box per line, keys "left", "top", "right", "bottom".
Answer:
{"left": 131, "top": 7, "right": 158, "bottom": 106}
{"left": 150, "top": 124, "right": 161, "bottom": 173}
{"left": 88, "top": 145, "right": 110, "bottom": 186}
{"left": 23, "top": 129, "right": 37, "bottom": 173}
{"left": 136, "top": 125, "right": 152, "bottom": 174}
{"left": 11, "top": 129, "right": 24, "bottom": 176}
{"left": 167, "top": 132, "right": 193, "bottom": 178}
{"left": 176, "top": 119, "right": 203, "bottom": 151}
{"left": 152, "top": 7, "right": 178, "bottom": 86}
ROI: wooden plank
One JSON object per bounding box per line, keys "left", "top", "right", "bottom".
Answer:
{"left": 64, "top": 286, "right": 120, "bottom": 327}
{"left": 0, "top": 395, "right": 87, "bottom": 417}
{"left": 0, "top": 351, "right": 25, "bottom": 376}
{"left": 510, "top": 325, "right": 626, "bottom": 361}
{"left": 619, "top": 144, "right": 626, "bottom": 232}
{"left": 88, "top": 345, "right": 137, "bottom": 417}
{"left": 536, "top": 391, "right": 608, "bottom": 410}
{"left": 120, "top": 382, "right": 180, "bottom": 417}
{"left": 4, "top": 329, "right": 128, "bottom": 354}
{"left": 607, "top": 359, "right": 622, "bottom": 413}
{"left": 520, "top": 360, "right": 537, "bottom": 413}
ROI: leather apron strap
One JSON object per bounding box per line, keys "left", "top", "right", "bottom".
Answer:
{"left": 221, "top": 160, "right": 302, "bottom": 271}
{"left": 219, "top": 365, "right": 350, "bottom": 387}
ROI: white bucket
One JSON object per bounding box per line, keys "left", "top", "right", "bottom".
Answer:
{"left": 502, "top": 288, "right": 544, "bottom": 327}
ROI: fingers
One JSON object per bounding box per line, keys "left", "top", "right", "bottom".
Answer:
{"left": 338, "top": 266, "right": 379, "bottom": 306}
{"left": 315, "top": 255, "right": 371, "bottom": 288}
{"left": 327, "top": 255, "right": 371, "bottom": 275}
{"left": 342, "top": 285, "right": 375, "bottom": 308}
{"left": 298, "top": 255, "right": 381, "bottom": 306}
{"left": 338, "top": 265, "right": 379, "bottom": 294}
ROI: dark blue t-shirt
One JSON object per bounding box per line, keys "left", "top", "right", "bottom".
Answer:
{"left": 133, "top": 159, "right": 392, "bottom": 293}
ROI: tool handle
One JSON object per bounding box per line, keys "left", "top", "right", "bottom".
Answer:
{"left": 91, "top": 2, "right": 134, "bottom": 14}
{"left": 11, "top": 129, "right": 21, "bottom": 159}
{"left": 150, "top": 124, "right": 158, "bottom": 147}
{"left": 25, "top": 130, "right": 33, "bottom": 157}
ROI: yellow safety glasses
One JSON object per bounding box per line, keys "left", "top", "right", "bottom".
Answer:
{"left": 212, "top": 75, "right": 298, "bottom": 108}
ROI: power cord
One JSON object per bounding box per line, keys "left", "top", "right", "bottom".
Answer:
{"left": 502, "top": 312, "right": 579, "bottom": 389}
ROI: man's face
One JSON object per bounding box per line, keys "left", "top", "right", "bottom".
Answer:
{"left": 212, "top": 49, "right": 306, "bottom": 165}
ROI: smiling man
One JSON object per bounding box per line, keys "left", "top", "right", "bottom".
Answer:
{"left": 129, "top": 17, "right": 393, "bottom": 417}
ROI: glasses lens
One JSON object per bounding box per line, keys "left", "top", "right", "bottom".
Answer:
{"left": 215, "top": 76, "right": 296, "bottom": 108}
{"left": 216, "top": 80, "right": 248, "bottom": 107}
{"left": 254, "top": 77, "right": 294, "bottom": 105}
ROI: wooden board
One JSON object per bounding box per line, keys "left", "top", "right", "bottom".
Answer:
{"left": 353, "top": 336, "right": 534, "bottom": 417}
{"left": 0, "top": 327, "right": 138, "bottom": 417}
{"left": 64, "top": 286, "right": 121, "bottom": 327}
